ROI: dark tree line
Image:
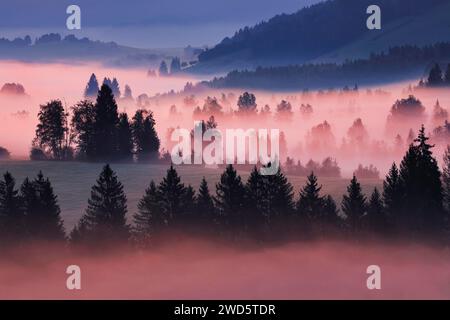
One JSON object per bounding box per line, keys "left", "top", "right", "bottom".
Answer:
{"left": 5, "top": 126, "right": 450, "bottom": 247}
{"left": 33, "top": 84, "right": 160, "bottom": 161}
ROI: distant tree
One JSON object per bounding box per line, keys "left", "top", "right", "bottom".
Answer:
{"left": 132, "top": 110, "right": 160, "bottom": 161}
{"left": 71, "top": 100, "right": 96, "bottom": 159}
{"left": 398, "top": 126, "right": 444, "bottom": 234}
{"left": 71, "top": 165, "right": 129, "bottom": 245}
{"left": 92, "top": 84, "right": 120, "bottom": 160}
{"left": 432, "top": 100, "right": 448, "bottom": 127}
{"left": 353, "top": 164, "right": 380, "bottom": 179}
{"left": 84, "top": 73, "right": 99, "bottom": 98}
{"left": 117, "top": 113, "right": 133, "bottom": 160}
{"left": 170, "top": 57, "right": 181, "bottom": 74}
{"left": 0, "top": 172, "right": 23, "bottom": 240}
{"left": 123, "top": 85, "right": 133, "bottom": 100}
{"left": 427, "top": 63, "right": 443, "bottom": 86}
{"left": 159, "top": 61, "right": 169, "bottom": 76}
{"left": 237, "top": 92, "right": 257, "bottom": 114}
{"left": 341, "top": 175, "right": 367, "bottom": 232}
{"left": 445, "top": 64, "right": 450, "bottom": 84}
{"left": 29, "top": 147, "right": 48, "bottom": 161}
{"left": 275, "top": 100, "right": 293, "bottom": 120}
{"left": 202, "top": 96, "right": 223, "bottom": 115}
{"left": 321, "top": 195, "right": 341, "bottom": 227}
{"left": 34, "top": 100, "right": 70, "bottom": 160}
{"left": 0, "top": 146, "right": 10, "bottom": 160}
{"left": 365, "top": 188, "right": 388, "bottom": 233}
{"left": 214, "top": 165, "right": 246, "bottom": 234}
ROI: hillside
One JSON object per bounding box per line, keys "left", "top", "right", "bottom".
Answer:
{"left": 192, "top": 0, "right": 450, "bottom": 74}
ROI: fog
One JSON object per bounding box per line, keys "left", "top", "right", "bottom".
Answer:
{"left": 1, "top": 61, "right": 449, "bottom": 176}
{"left": 1, "top": 238, "right": 450, "bottom": 299}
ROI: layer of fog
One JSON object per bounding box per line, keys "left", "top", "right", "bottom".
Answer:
{"left": 1, "top": 61, "right": 449, "bottom": 177}
{"left": 1, "top": 239, "right": 450, "bottom": 299}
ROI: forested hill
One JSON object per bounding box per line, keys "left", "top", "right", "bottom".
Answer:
{"left": 205, "top": 43, "right": 450, "bottom": 90}
{"left": 193, "top": 0, "right": 450, "bottom": 74}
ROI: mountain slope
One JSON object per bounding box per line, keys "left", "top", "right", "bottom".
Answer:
{"left": 193, "top": 0, "right": 450, "bottom": 74}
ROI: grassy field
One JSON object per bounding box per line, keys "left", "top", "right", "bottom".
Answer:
{"left": 0, "top": 160, "right": 382, "bottom": 230}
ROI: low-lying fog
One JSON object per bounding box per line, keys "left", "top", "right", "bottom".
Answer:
{"left": 1, "top": 60, "right": 449, "bottom": 176}
{"left": 1, "top": 239, "right": 450, "bottom": 299}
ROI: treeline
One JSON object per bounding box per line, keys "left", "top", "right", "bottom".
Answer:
{"left": 207, "top": 43, "right": 450, "bottom": 90}
{"left": 2, "top": 126, "right": 450, "bottom": 247}
{"left": 418, "top": 62, "right": 450, "bottom": 87}
{"left": 32, "top": 84, "right": 161, "bottom": 162}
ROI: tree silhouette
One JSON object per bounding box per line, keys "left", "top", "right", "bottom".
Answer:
{"left": 35, "top": 100, "right": 69, "bottom": 160}
{"left": 427, "top": 63, "right": 443, "bottom": 86}
{"left": 159, "top": 61, "right": 169, "bottom": 76}
{"left": 133, "top": 180, "right": 164, "bottom": 244}
{"left": 445, "top": 64, "right": 450, "bottom": 85}
{"left": 341, "top": 175, "right": 367, "bottom": 232}
{"left": 132, "top": 110, "right": 160, "bottom": 161}
{"left": 0, "top": 172, "right": 23, "bottom": 240}
{"left": 157, "top": 165, "right": 186, "bottom": 227}
{"left": 196, "top": 177, "right": 216, "bottom": 229}
{"left": 214, "top": 165, "right": 246, "bottom": 235}
{"left": 20, "top": 172, "right": 66, "bottom": 241}
{"left": 237, "top": 92, "right": 257, "bottom": 114}
{"left": 71, "top": 164, "right": 129, "bottom": 245}
{"left": 382, "top": 162, "right": 402, "bottom": 221}
{"left": 399, "top": 126, "right": 445, "bottom": 234}
{"left": 84, "top": 73, "right": 99, "bottom": 98}
{"left": 170, "top": 57, "right": 181, "bottom": 74}
{"left": 117, "top": 113, "right": 133, "bottom": 160}
{"left": 297, "top": 172, "right": 323, "bottom": 221}
{"left": 71, "top": 100, "right": 96, "bottom": 159}
{"left": 365, "top": 188, "right": 388, "bottom": 234}
{"left": 92, "top": 85, "right": 120, "bottom": 160}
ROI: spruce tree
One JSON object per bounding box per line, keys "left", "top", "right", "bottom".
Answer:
{"left": 341, "top": 175, "right": 367, "bottom": 232}
{"left": 399, "top": 126, "right": 444, "bottom": 233}
{"left": 297, "top": 173, "right": 323, "bottom": 221}
{"left": 322, "top": 195, "right": 341, "bottom": 227}
{"left": 133, "top": 181, "right": 164, "bottom": 242}
{"left": 71, "top": 164, "right": 129, "bottom": 245}
{"left": 84, "top": 73, "right": 99, "bottom": 98}
{"left": 214, "top": 165, "right": 246, "bottom": 233}
{"left": 366, "top": 188, "right": 387, "bottom": 233}
{"left": 196, "top": 177, "right": 216, "bottom": 228}
{"left": 132, "top": 110, "right": 160, "bottom": 161}
{"left": 20, "top": 172, "right": 65, "bottom": 241}
{"left": 245, "top": 167, "right": 265, "bottom": 229}
{"left": 0, "top": 172, "right": 23, "bottom": 240}
{"left": 445, "top": 64, "right": 450, "bottom": 85}
{"left": 117, "top": 113, "right": 133, "bottom": 160}
{"left": 157, "top": 165, "right": 186, "bottom": 226}
{"left": 382, "top": 163, "right": 403, "bottom": 219}
{"left": 92, "top": 84, "right": 120, "bottom": 160}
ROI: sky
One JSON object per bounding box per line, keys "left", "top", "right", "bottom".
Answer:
{"left": 0, "top": 0, "right": 323, "bottom": 48}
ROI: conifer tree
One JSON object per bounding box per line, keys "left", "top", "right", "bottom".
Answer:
{"left": 196, "top": 177, "right": 216, "bottom": 230}
{"left": 71, "top": 164, "right": 129, "bottom": 245}
{"left": 341, "top": 175, "right": 367, "bottom": 231}
{"left": 0, "top": 172, "right": 23, "bottom": 239}
{"left": 382, "top": 163, "right": 403, "bottom": 219}
{"left": 133, "top": 181, "right": 164, "bottom": 241}
{"left": 428, "top": 63, "right": 443, "bottom": 86}
{"left": 366, "top": 188, "right": 387, "bottom": 233}
{"left": 297, "top": 173, "right": 323, "bottom": 221}
{"left": 117, "top": 113, "right": 133, "bottom": 160}
{"left": 321, "top": 195, "right": 341, "bottom": 226}
{"left": 84, "top": 73, "right": 99, "bottom": 98}
{"left": 92, "top": 84, "right": 120, "bottom": 160}
{"left": 132, "top": 110, "right": 160, "bottom": 161}
{"left": 214, "top": 165, "right": 246, "bottom": 232}
{"left": 20, "top": 172, "right": 66, "bottom": 241}
{"left": 445, "top": 64, "right": 450, "bottom": 85}
{"left": 399, "top": 126, "right": 444, "bottom": 233}
{"left": 157, "top": 165, "right": 186, "bottom": 226}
